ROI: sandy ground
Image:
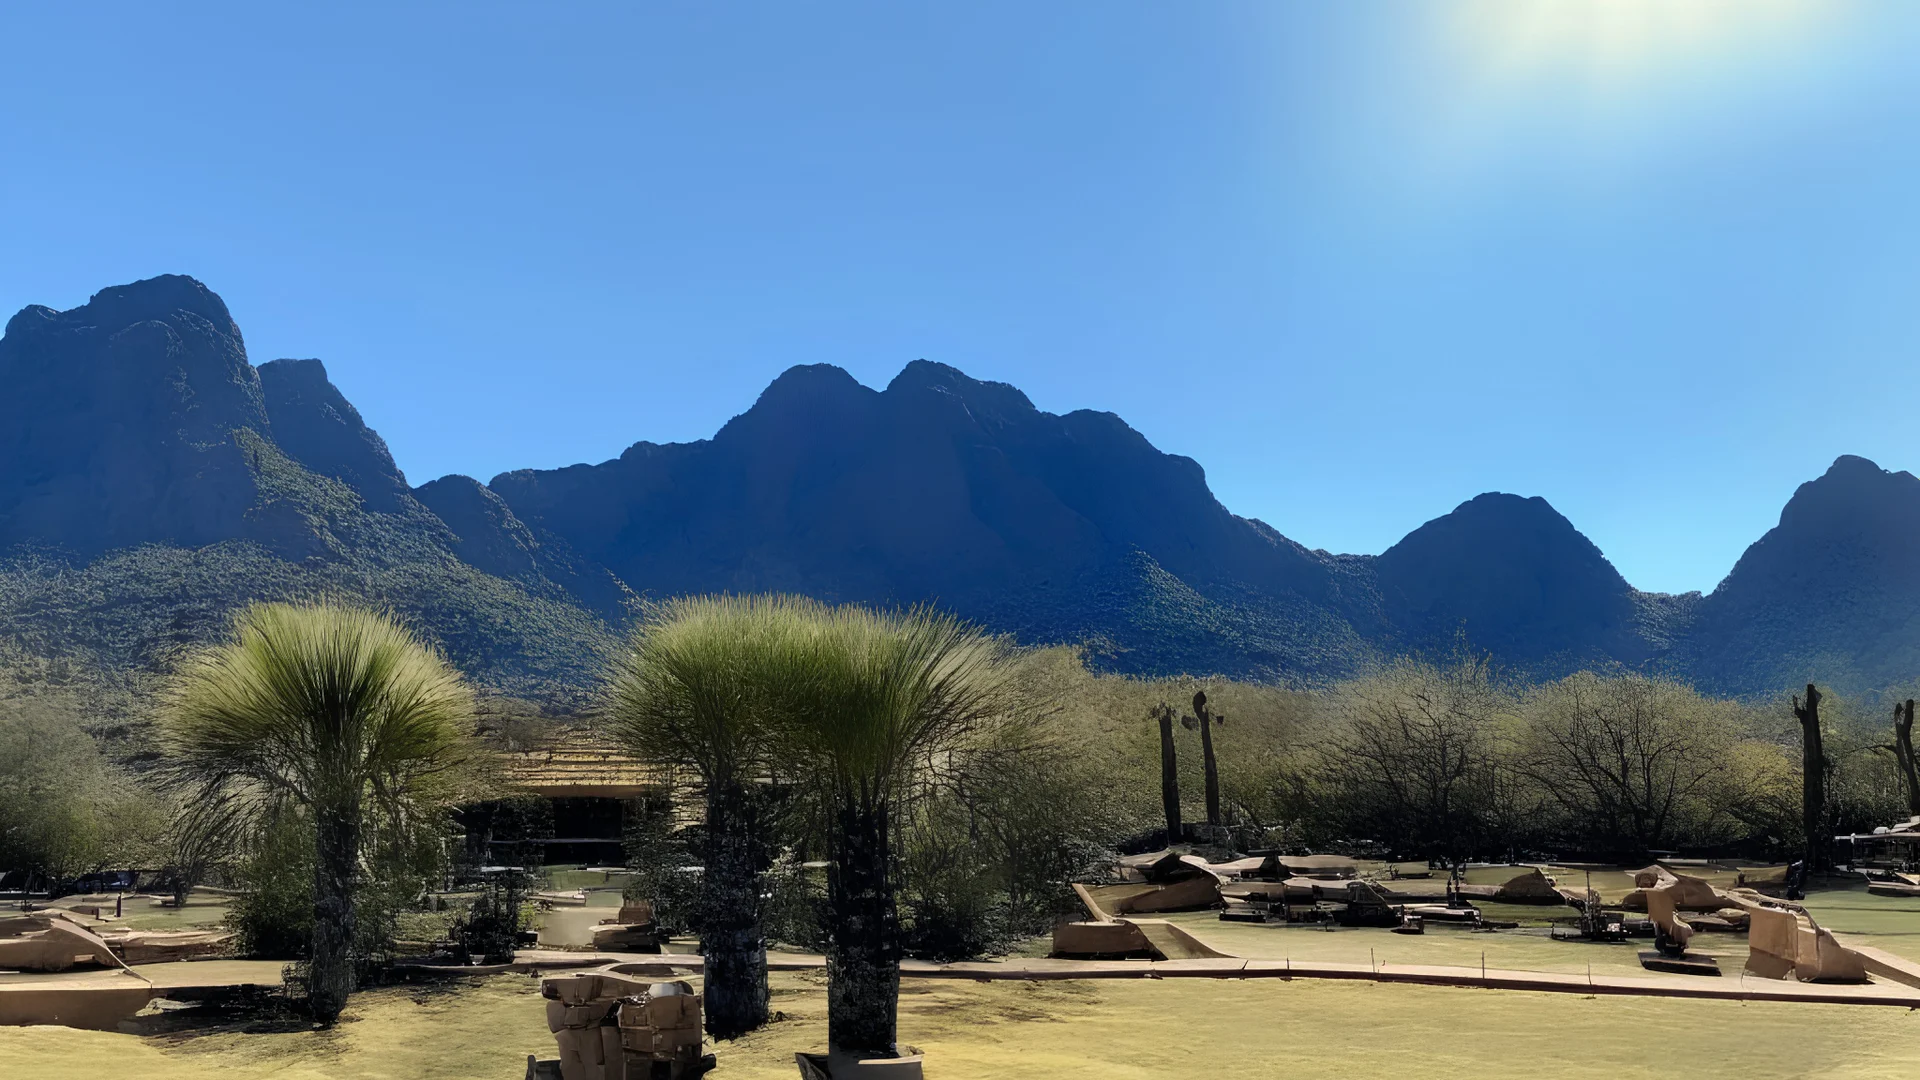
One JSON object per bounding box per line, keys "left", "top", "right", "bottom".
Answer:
{"left": 5, "top": 968, "right": 1920, "bottom": 1080}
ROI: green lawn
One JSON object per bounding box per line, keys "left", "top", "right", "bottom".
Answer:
{"left": 6, "top": 968, "right": 1920, "bottom": 1079}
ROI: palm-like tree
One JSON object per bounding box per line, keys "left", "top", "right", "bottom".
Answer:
{"left": 603, "top": 595, "right": 819, "bottom": 1039}
{"left": 769, "top": 605, "right": 1016, "bottom": 1068}
{"left": 160, "top": 602, "right": 474, "bottom": 1025}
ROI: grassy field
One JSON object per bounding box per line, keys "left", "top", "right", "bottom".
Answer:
{"left": 8, "top": 869, "right": 1920, "bottom": 1078}
{"left": 1800, "top": 884, "right": 1920, "bottom": 962}
{"left": 5, "top": 968, "right": 1920, "bottom": 1080}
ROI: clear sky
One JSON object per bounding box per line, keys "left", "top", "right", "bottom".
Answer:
{"left": 4, "top": 2, "right": 1918, "bottom": 596}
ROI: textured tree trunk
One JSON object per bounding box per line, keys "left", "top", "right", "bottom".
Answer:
{"left": 310, "top": 799, "right": 361, "bottom": 1025}
{"left": 826, "top": 797, "right": 899, "bottom": 1068}
{"left": 1194, "top": 691, "right": 1221, "bottom": 832}
{"left": 701, "top": 777, "right": 769, "bottom": 1039}
{"left": 1157, "top": 705, "right": 1182, "bottom": 843}
{"left": 1896, "top": 700, "right": 1920, "bottom": 817}
{"left": 1793, "top": 684, "right": 1827, "bottom": 870}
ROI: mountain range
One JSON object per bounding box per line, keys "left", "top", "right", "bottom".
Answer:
{"left": 4, "top": 274, "right": 1918, "bottom": 700}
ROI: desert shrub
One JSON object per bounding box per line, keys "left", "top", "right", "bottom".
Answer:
{"left": 228, "top": 801, "right": 451, "bottom": 966}
{"left": 228, "top": 805, "right": 317, "bottom": 959}
{"left": 621, "top": 794, "right": 703, "bottom": 935}
{"left": 0, "top": 692, "right": 170, "bottom": 890}
{"left": 760, "top": 850, "right": 828, "bottom": 952}
{"left": 1518, "top": 673, "right": 1740, "bottom": 855}
{"left": 878, "top": 649, "right": 1137, "bottom": 959}
{"left": 896, "top": 789, "right": 1011, "bottom": 960}
{"left": 451, "top": 868, "right": 533, "bottom": 963}
{"left": 1308, "top": 653, "right": 1522, "bottom": 863}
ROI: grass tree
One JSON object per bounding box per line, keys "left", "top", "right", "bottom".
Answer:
{"left": 603, "top": 595, "right": 816, "bottom": 1039}
{"left": 160, "top": 602, "right": 474, "bottom": 1025}
{"left": 771, "top": 605, "right": 1018, "bottom": 1069}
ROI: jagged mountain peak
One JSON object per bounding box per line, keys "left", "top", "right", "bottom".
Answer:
{"left": 885, "top": 359, "right": 1038, "bottom": 421}
{"left": 1688, "top": 454, "right": 1920, "bottom": 693}
{"left": 259, "top": 357, "right": 409, "bottom": 511}
{"left": 711, "top": 363, "right": 874, "bottom": 445}
{"left": 5, "top": 273, "right": 238, "bottom": 341}
{"left": 0, "top": 275, "right": 268, "bottom": 555}
{"left": 1771, "top": 455, "right": 1920, "bottom": 535}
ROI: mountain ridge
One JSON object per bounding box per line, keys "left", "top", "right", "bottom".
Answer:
{"left": 4, "top": 274, "right": 1915, "bottom": 698}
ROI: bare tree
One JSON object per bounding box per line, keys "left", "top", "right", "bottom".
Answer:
{"left": 1523, "top": 673, "right": 1729, "bottom": 856}
{"left": 1316, "top": 654, "right": 1511, "bottom": 866}
{"left": 1893, "top": 699, "right": 1920, "bottom": 818}
{"left": 1792, "top": 684, "right": 1829, "bottom": 869}
{"left": 1149, "top": 702, "right": 1182, "bottom": 843}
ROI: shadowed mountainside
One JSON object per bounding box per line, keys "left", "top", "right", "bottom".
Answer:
{"left": 475, "top": 360, "right": 1386, "bottom": 679}
{"left": 1681, "top": 455, "right": 1920, "bottom": 695}
{"left": 0, "top": 276, "right": 619, "bottom": 699}
{"left": 3, "top": 275, "right": 1916, "bottom": 697}
{"left": 1373, "top": 492, "right": 1655, "bottom": 671}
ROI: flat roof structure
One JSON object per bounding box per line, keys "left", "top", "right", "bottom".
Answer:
{"left": 498, "top": 731, "right": 669, "bottom": 800}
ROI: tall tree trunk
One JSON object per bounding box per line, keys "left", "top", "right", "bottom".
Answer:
{"left": 1793, "top": 684, "right": 1828, "bottom": 871}
{"left": 1194, "top": 691, "right": 1222, "bottom": 833}
{"left": 310, "top": 798, "right": 361, "bottom": 1025}
{"left": 1155, "top": 704, "right": 1182, "bottom": 844}
{"left": 1896, "top": 700, "right": 1920, "bottom": 818}
{"left": 826, "top": 797, "right": 899, "bottom": 1069}
{"left": 701, "top": 777, "right": 770, "bottom": 1039}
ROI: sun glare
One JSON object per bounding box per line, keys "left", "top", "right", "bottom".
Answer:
{"left": 1377, "top": 0, "right": 1864, "bottom": 188}
{"left": 1448, "top": 0, "right": 1838, "bottom": 99}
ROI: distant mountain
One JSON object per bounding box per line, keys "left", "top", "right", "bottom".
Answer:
{"left": 476, "top": 360, "right": 1384, "bottom": 679}
{"left": 1683, "top": 455, "right": 1920, "bottom": 695}
{"left": 3, "top": 274, "right": 1917, "bottom": 698}
{"left": 1374, "top": 492, "right": 1655, "bottom": 671}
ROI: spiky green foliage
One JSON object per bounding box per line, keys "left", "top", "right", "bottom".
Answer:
{"left": 764, "top": 605, "right": 1021, "bottom": 1062}
{"left": 603, "top": 594, "right": 825, "bottom": 782}
{"left": 159, "top": 601, "right": 475, "bottom": 1023}
{"left": 160, "top": 602, "right": 475, "bottom": 816}
{"left": 601, "top": 594, "right": 826, "bottom": 1039}
{"left": 0, "top": 691, "right": 170, "bottom": 886}
{"left": 769, "top": 606, "right": 1020, "bottom": 803}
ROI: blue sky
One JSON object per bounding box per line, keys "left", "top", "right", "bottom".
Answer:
{"left": 4, "top": 2, "right": 1918, "bottom": 595}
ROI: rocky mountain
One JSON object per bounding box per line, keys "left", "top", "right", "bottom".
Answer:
{"left": 0, "top": 276, "right": 618, "bottom": 699}
{"left": 1683, "top": 456, "right": 1920, "bottom": 695}
{"left": 3, "top": 274, "right": 1918, "bottom": 698}
{"left": 474, "top": 360, "right": 1384, "bottom": 679}
{"left": 1373, "top": 493, "right": 1654, "bottom": 671}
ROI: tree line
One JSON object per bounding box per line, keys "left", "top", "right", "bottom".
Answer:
{"left": 5, "top": 601, "right": 1919, "bottom": 1058}
{"left": 1085, "top": 650, "right": 1920, "bottom": 869}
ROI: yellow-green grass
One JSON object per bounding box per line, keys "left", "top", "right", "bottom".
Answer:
{"left": 7, "top": 969, "right": 1920, "bottom": 1079}
{"left": 1800, "top": 880, "right": 1920, "bottom": 964}
{"left": 543, "top": 867, "right": 640, "bottom": 891}
{"left": 1155, "top": 911, "right": 1695, "bottom": 979}
{"left": 29, "top": 890, "right": 232, "bottom": 932}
